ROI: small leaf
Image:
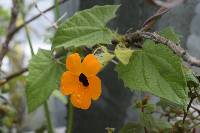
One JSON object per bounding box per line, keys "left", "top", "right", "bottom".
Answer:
{"left": 116, "top": 40, "right": 187, "bottom": 106}
{"left": 157, "top": 98, "right": 182, "bottom": 110}
{"left": 140, "top": 112, "right": 154, "bottom": 129}
{"left": 52, "top": 5, "right": 120, "bottom": 49}
{"left": 114, "top": 44, "right": 133, "bottom": 65}
{"left": 183, "top": 67, "right": 199, "bottom": 88}
{"left": 26, "top": 49, "right": 65, "bottom": 112}
{"left": 95, "top": 46, "right": 114, "bottom": 67}
{"left": 144, "top": 103, "right": 155, "bottom": 113}
{"left": 98, "top": 52, "right": 114, "bottom": 67}
{"left": 154, "top": 119, "right": 171, "bottom": 130}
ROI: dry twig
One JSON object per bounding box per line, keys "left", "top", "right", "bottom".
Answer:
{"left": 32, "top": 0, "right": 58, "bottom": 29}
{"left": 0, "top": 0, "right": 19, "bottom": 67}
{"left": 0, "top": 67, "right": 28, "bottom": 87}
{"left": 125, "top": 31, "right": 200, "bottom": 67}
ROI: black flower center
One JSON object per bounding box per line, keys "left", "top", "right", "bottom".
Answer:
{"left": 79, "top": 73, "right": 89, "bottom": 87}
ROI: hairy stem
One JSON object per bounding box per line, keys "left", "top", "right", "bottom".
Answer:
{"left": 67, "top": 101, "right": 74, "bottom": 133}
{"left": 44, "top": 102, "right": 54, "bottom": 133}
{"left": 19, "top": 1, "right": 34, "bottom": 55}
{"left": 54, "top": 2, "right": 75, "bottom": 133}
{"left": 19, "top": 2, "right": 54, "bottom": 132}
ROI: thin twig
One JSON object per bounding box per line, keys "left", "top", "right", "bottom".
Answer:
{"left": 32, "top": 0, "right": 58, "bottom": 29}
{"left": 141, "top": 7, "right": 169, "bottom": 31}
{"left": 183, "top": 96, "right": 195, "bottom": 123}
{"left": 0, "top": 95, "right": 9, "bottom": 104}
{"left": 125, "top": 31, "right": 200, "bottom": 67}
{"left": 0, "top": 68, "right": 28, "bottom": 87}
{"left": 0, "top": 0, "right": 67, "bottom": 67}
{"left": 141, "top": 0, "right": 185, "bottom": 31}
{"left": 51, "top": 11, "right": 68, "bottom": 28}
{"left": 111, "top": 59, "right": 119, "bottom": 65}
{"left": 0, "top": 0, "right": 19, "bottom": 67}
{"left": 141, "top": 0, "right": 172, "bottom": 31}
{"left": 19, "top": 1, "right": 34, "bottom": 55}
{"left": 191, "top": 105, "right": 200, "bottom": 114}
{"left": 14, "top": 0, "right": 66, "bottom": 33}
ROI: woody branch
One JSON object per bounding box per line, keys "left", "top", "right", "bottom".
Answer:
{"left": 0, "top": 0, "right": 19, "bottom": 67}
{"left": 0, "top": 67, "right": 28, "bottom": 87}
{"left": 125, "top": 31, "right": 200, "bottom": 67}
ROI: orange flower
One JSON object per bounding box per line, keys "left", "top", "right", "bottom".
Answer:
{"left": 61, "top": 53, "right": 102, "bottom": 109}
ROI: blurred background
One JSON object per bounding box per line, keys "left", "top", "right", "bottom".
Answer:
{"left": 0, "top": 0, "right": 200, "bottom": 132}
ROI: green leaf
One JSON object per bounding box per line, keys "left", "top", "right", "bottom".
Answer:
{"left": 52, "top": 5, "right": 120, "bottom": 49}
{"left": 26, "top": 49, "right": 65, "bottom": 112}
{"left": 95, "top": 46, "right": 114, "bottom": 67}
{"left": 114, "top": 44, "right": 133, "bottom": 65}
{"left": 116, "top": 40, "right": 187, "bottom": 106}
{"left": 144, "top": 103, "right": 155, "bottom": 113}
{"left": 98, "top": 52, "right": 114, "bottom": 67}
{"left": 154, "top": 119, "right": 171, "bottom": 130}
{"left": 140, "top": 113, "right": 154, "bottom": 129}
{"left": 183, "top": 67, "right": 199, "bottom": 88}
{"left": 157, "top": 98, "right": 182, "bottom": 110}
{"left": 159, "top": 27, "right": 180, "bottom": 44}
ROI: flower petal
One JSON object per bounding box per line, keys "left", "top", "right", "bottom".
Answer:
{"left": 88, "top": 76, "right": 101, "bottom": 100}
{"left": 66, "top": 53, "right": 81, "bottom": 75}
{"left": 61, "top": 71, "right": 79, "bottom": 95}
{"left": 70, "top": 91, "right": 91, "bottom": 109}
{"left": 82, "top": 54, "right": 101, "bottom": 77}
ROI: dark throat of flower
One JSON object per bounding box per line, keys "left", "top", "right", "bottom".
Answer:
{"left": 79, "top": 73, "right": 89, "bottom": 87}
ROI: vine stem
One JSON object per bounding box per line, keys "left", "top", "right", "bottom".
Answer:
{"left": 54, "top": 1, "right": 74, "bottom": 132}
{"left": 21, "top": 8, "right": 34, "bottom": 55}
{"left": 67, "top": 101, "right": 74, "bottom": 133}
{"left": 141, "top": 97, "right": 148, "bottom": 133}
{"left": 55, "top": 0, "right": 60, "bottom": 20}
{"left": 19, "top": 1, "right": 54, "bottom": 132}
{"left": 44, "top": 101, "right": 54, "bottom": 133}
